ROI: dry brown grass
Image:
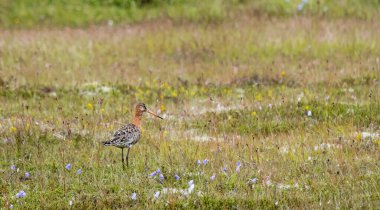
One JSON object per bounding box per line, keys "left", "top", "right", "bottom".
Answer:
{"left": 1, "top": 16, "right": 379, "bottom": 87}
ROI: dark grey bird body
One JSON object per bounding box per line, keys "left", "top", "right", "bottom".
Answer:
{"left": 103, "top": 124, "right": 141, "bottom": 148}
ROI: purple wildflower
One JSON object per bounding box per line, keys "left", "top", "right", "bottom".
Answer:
{"left": 197, "top": 160, "right": 201, "bottom": 165}
{"left": 149, "top": 171, "right": 157, "bottom": 177}
{"left": 77, "top": 169, "right": 82, "bottom": 175}
{"left": 159, "top": 174, "right": 164, "bottom": 181}
{"left": 236, "top": 161, "right": 241, "bottom": 172}
{"left": 154, "top": 191, "right": 160, "bottom": 199}
{"left": 203, "top": 159, "right": 209, "bottom": 165}
{"left": 16, "top": 190, "right": 26, "bottom": 198}
{"left": 65, "top": 163, "right": 71, "bottom": 170}
{"left": 174, "top": 174, "right": 180, "bottom": 180}
{"left": 131, "top": 192, "right": 137, "bottom": 200}
{"left": 210, "top": 174, "right": 216, "bottom": 181}
{"left": 20, "top": 191, "right": 26, "bottom": 198}
{"left": 11, "top": 165, "right": 15, "bottom": 171}
{"left": 251, "top": 178, "right": 258, "bottom": 184}
{"left": 25, "top": 172, "right": 30, "bottom": 178}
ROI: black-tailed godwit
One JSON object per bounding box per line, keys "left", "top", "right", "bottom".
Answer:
{"left": 103, "top": 103, "right": 163, "bottom": 169}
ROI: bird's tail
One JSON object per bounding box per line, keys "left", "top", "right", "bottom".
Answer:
{"left": 102, "top": 140, "right": 112, "bottom": 146}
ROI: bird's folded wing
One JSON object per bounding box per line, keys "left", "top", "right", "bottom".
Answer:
{"left": 109, "top": 124, "right": 140, "bottom": 143}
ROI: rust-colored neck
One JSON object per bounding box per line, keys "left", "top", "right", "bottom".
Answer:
{"left": 132, "top": 110, "right": 143, "bottom": 128}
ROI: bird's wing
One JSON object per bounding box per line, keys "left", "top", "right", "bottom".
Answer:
{"left": 106, "top": 124, "right": 140, "bottom": 145}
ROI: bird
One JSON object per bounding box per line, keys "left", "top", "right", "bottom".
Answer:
{"left": 102, "top": 103, "right": 163, "bottom": 169}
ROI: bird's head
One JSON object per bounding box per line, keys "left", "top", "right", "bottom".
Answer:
{"left": 135, "top": 103, "right": 163, "bottom": 119}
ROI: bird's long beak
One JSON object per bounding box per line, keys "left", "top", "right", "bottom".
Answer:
{"left": 147, "top": 109, "right": 163, "bottom": 119}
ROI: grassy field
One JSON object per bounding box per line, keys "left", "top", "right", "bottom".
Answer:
{"left": 1, "top": 1, "right": 380, "bottom": 209}
{"left": 1, "top": 0, "right": 380, "bottom": 28}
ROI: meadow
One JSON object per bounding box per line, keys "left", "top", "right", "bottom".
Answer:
{"left": 0, "top": 0, "right": 380, "bottom": 209}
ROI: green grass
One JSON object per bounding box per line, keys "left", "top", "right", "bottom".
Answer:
{"left": 0, "top": 0, "right": 379, "bottom": 28}
{"left": 0, "top": 80, "right": 379, "bottom": 208}
{"left": 1, "top": 2, "right": 380, "bottom": 209}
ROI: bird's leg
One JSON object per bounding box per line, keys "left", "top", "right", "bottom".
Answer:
{"left": 121, "top": 148, "right": 125, "bottom": 170}
{"left": 126, "top": 147, "right": 131, "bottom": 167}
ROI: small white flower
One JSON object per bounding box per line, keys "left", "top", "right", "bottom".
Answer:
{"left": 107, "top": 20, "right": 114, "bottom": 26}
{"left": 69, "top": 200, "right": 73, "bottom": 206}
{"left": 188, "top": 182, "right": 195, "bottom": 194}
{"left": 307, "top": 110, "right": 312, "bottom": 117}
{"left": 297, "top": 3, "right": 304, "bottom": 11}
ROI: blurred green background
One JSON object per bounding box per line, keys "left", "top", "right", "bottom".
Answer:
{"left": 0, "top": 0, "right": 379, "bottom": 28}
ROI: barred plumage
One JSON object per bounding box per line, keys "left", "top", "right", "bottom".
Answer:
{"left": 102, "top": 124, "right": 141, "bottom": 148}
{"left": 102, "top": 103, "right": 163, "bottom": 170}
